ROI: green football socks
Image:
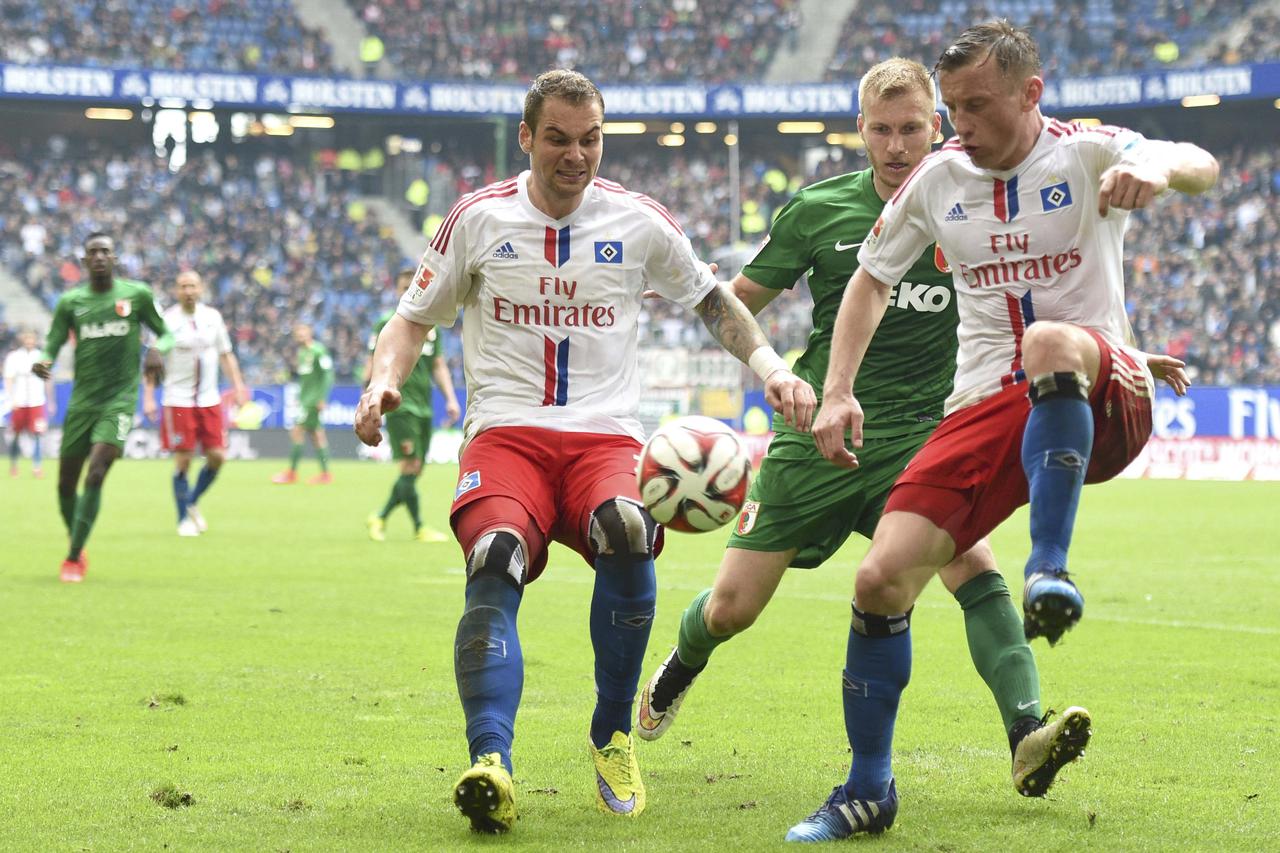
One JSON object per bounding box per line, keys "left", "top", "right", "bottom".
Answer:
{"left": 956, "top": 571, "right": 1041, "bottom": 731}
{"left": 289, "top": 443, "right": 303, "bottom": 471}
{"left": 317, "top": 447, "right": 330, "bottom": 473}
{"left": 58, "top": 491, "right": 76, "bottom": 532}
{"left": 402, "top": 475, "right": 422, "bottom": 528}
{"left": 68, "top": 486, "right": 102, "bottom": 560}
{"left": 675, "top": 588, "right": 726, "bottom": 668}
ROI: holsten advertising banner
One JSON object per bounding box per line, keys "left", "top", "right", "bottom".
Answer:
{"left": 4, "top": 385, "right": 1278, "bottom": 477}
{"left": 2, "top": 60, "right": 1278, "bottom": 116}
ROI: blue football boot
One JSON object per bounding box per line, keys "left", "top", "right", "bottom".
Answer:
{"left": 784, "top": 779, "right": 898, "bottom": 842}
{"left": 1023, "top": 570, "right": 1084, "bottom": 645}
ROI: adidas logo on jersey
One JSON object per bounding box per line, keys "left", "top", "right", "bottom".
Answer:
{"left": 944, "top": 203, "right": 967, "bottom": 222}
{"left": 492, "top": 241, "right": 519, "bottom": 259}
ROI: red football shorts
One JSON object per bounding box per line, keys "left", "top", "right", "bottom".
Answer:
{"left": 161, "top": 405, "right": 226, "bottom": 452}
{"left": 450, "top": 426, "right": 664, "bottom": 583}
{"left": 10, "top": 405, "right": 46, "bottom": 434}
{"left": 884, "top": 328, "right": 1153, "bottom": 556}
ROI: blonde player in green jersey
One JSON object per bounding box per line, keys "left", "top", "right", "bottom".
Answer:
{"left": 636, "top": 59, "right": 1088, "bottom": 812}
{"left": 272, "top": 323, "right": 335, "bottom": 485}
{"left": 34, "top": 232, "right": 173, "bottom": 582}
{"left": 364, "top": 269, "right": 461, "bottom": 542}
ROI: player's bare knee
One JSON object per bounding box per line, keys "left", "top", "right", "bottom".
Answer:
{"left": 703, "top": 588, "right": 759, "bottom": 636}
{"left": 1021, "top": 322, "right": 1091, "bottom": 377}
{"left": 588, "top": 498, "right": 657, "bottom": 560}
{"left": 939, "top": 544, "right": 997, "bottom": 594}
{"left": 854, "top": 561, "right": 914, "bottom": 615}
{"left": 465, "top": 530, "right": 527, "bottom": 592}
{"left": 204, "top": 449, "right": 225, "bottom": 470}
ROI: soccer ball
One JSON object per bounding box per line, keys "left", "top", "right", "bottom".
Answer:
{"left": 636, "top": 416, "right": 752, "bottom": 533}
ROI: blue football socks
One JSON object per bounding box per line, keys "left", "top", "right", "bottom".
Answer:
{"left": 172, "top": 471, "right": 190, "bottom": 523}
{"left": 589, "top": 554, "right": 656, "bottom": 748}
{"left": 1022, "top": 372, "right": 1094, "bottom": 577}
{"left": 842, "top": 605, "right": 912, "bottom": 802}
{"left": 455, "top": 575, "right": 523, "bottom": 774}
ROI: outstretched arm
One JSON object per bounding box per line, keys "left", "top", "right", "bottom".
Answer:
{"left": 694, "top": 281, "right": 816, "bottom": 431}
{"left": 355, "top": 313, "right": 431, "bottom": 445}
{"left": 1098, "top": 141, "right": 1219, "bottom": 216}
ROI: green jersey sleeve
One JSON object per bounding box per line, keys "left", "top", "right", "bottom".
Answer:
{"left": 740, "top": 193, "right": 814, "bottom": 290}
{"left": 138, "top": 286, "right": 174, "bottom": 354}
{"left": 41, "top": 295, "right": 73, "bottom": 362}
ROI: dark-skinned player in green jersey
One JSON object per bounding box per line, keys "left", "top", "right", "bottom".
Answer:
{"left": 364, "top": 268, "right": 461, "bottom": 542}
{"left": 636, "top": 58, "right": 1088, "bottom": 804}
{"left": 35, "top": 232, "right": 173, "bottom": 582}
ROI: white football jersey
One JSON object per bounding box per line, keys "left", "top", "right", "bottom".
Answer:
{"left": 3, "top": 347, "right": 46, "bottom": 407}
{"left": 859, "top": 118, "right": 1155, "bottom": 413}
{"left": 398, "top": 171, "right": 718, "bottom": 441}
{"left": 161, "top": 303, "right": 232, "bottom": 407}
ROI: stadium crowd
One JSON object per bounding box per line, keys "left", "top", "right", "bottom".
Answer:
{"left": 1, "top": 134, "right": 1276, "bottom": 388}
{"left": 0, "top": 0, "right": 337, "bottom": 76}
{"left": 825, "top": 1, "right": 1278, "bottom": 81}
{"left": 350, "top": 0, "right": 801, "bottom": 83}
{"left": 0, "top": 141, "right": 404, "bottom": 385}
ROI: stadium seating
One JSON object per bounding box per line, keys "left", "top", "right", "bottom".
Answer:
{"left": 0, "top": 0, "right": 337, "bottom": 75}
{"left": 344, "top": 0, "right": 803, "bottom": 83}
{"left": 824, "top": 1, "right": 1277, "bottom": 81}
{"left": 1, "top": 135, "right": 1274, "bottom": 387}
{"left": 0, "top": 143, "right": 406, "bottom": 384}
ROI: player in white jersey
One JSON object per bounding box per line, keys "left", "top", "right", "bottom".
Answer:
{"left": 143, "top": 271, "right": 248, "bottom": 536}
{"left": 4, "top": 328, "right": 55, "bottom": 477}
{"left": 355, "top": 69, "right": 815, "bottom": 834}
{"left": 790, "top": 22, "right": 1215, "bottom": 841}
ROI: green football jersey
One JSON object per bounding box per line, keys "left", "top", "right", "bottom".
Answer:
{"left": 743, "top": 168, "right": 958, "bottom": 436}
{"left": 296, "top": 341, "right": 334, "bottom": 408}
{"left": 370, "top": 312, "right": 439, "bottom": 419}
{"left": 41, "top": 278, "right": 171, "bottom": 410}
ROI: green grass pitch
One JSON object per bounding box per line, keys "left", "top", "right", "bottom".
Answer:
{"left": 2, "top": 459, "right": 1277, "bottom": 850}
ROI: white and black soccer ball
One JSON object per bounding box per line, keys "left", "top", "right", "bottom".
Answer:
{"left": 636, "top": 415, "right": 752, "bottom": 533}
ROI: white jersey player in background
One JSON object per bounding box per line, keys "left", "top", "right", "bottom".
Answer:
{"left": 793, "top": 20, "right": 1215, "bottom": 841}
{"left": 144, "top": 270, "right": 249, "bottom": 536}
{"left": 4, "top": 328, "right": 55, "bottom": 478}
{"left": 356, "top": 69, "right": 815, "bottom": 834}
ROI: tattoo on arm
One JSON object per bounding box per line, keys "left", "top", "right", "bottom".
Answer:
{"left": 694, "top": 283, "right": 769, "bottom": 363}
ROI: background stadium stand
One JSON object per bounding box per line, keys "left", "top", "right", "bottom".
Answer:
{"left": 0, "top": 0, "right": 338, "bottom": 75}
{"left": 1, "top": 134, "right": 1275, "bottom": 387}
{"left": 824, "top": 0, "right": 1280, "bottom": 81}
{"left": 0, "top": 0, "right": 1275, "bottom": 389}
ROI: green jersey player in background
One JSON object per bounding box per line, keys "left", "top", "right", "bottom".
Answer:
{"left": 34, "top": 232, "right": 173, "bottom": 582}
{"left": 272, "top": 323, "right": 335, "bottom": 485}
{"left": 637, "top": 59, "right": 1087, "bottom": 804}
{"left": 364, "top": 268, "right": 461, "bottom": 542}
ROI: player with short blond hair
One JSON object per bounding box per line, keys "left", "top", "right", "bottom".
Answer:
{"left": 639, "top": 57, "right": 1079, "bottom": 824}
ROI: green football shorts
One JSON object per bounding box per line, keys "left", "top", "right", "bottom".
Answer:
{"left": 60, "top": 404, "right": 134, "bottom": 458}
{"left": 296, "top": 405, "right": 323, "bottom": 431}
{"left": 726, "top": 426, "right": 935, "bottom": 569}
{"left": 385, "top": 409, "right": 433, "bottom": 462}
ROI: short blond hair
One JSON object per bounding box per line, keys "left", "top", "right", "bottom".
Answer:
{"left": 858, "top": 58, "right": 935, "bottom": 110}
